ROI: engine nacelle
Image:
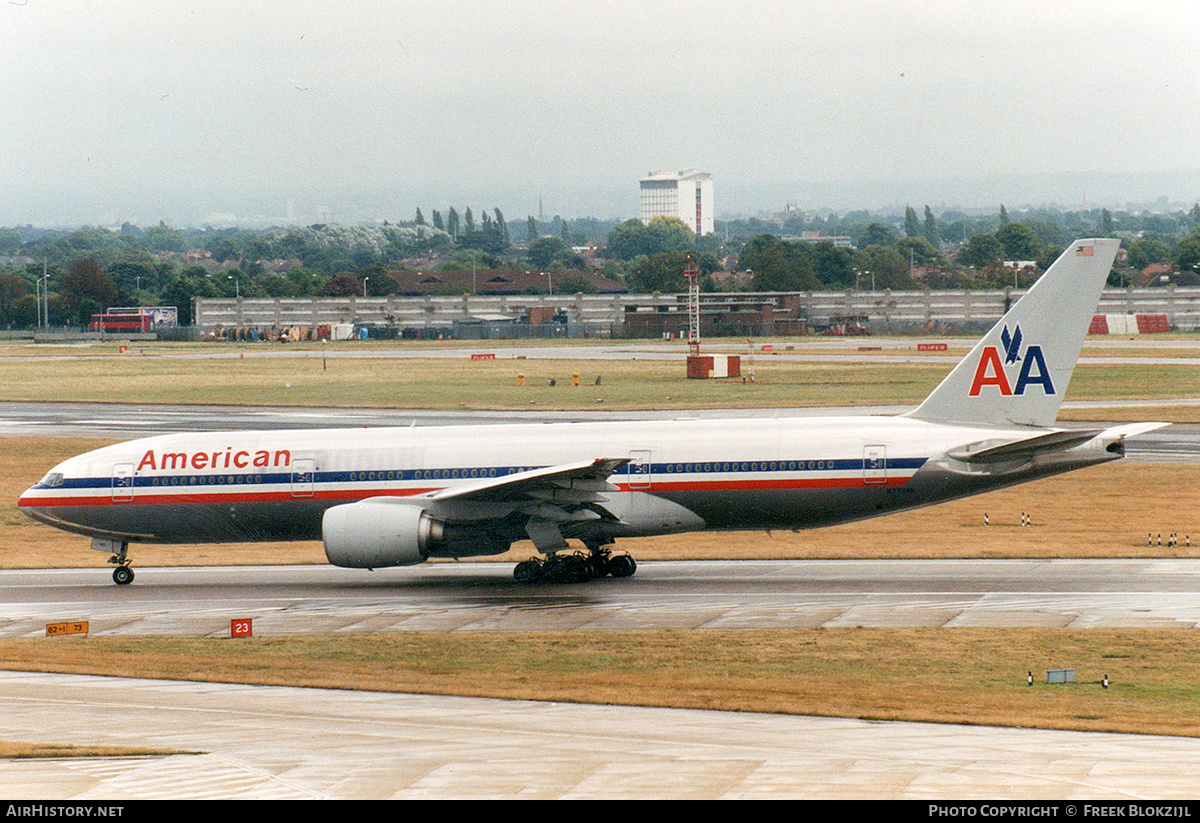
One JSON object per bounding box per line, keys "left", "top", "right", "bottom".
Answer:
{"left": 322, "top": 498, "right": 513, "bottom": 568}
{"left": 322, "top": 499, "right": 432, "bottom": 569}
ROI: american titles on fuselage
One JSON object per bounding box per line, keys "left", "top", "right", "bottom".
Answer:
{"left": 136, "top": 447, "right": 293, "bottom": 472}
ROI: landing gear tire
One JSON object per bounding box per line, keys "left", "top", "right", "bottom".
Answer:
{"left": 607, "top": 553, "right": 636, "bottom": 578}
{"left": 513, "top": 553, "right": 593, "bottom": 584}
{"left": 513, "top": 547, "right": 637, "bottom": 583}
{"left": 100, "top": 539, "right": 133, "bottom": 586}
{"left": 513, "top": 559, "right": 541, "bottom": 583}
{"left": 586, "top": 544, "right": 636, "bottom": 580}
{"left": 558, "top": 554, "right": 593, "bottom": 584}
{"left": 588, "top": 553, "right": 611, "bottom": 579}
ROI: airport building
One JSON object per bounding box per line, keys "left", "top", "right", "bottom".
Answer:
{"left": 192, "top": 286, "right": 1193, "bottom": 341}
{"left": 639, "top": 170, "right": 714, "bottom": 236}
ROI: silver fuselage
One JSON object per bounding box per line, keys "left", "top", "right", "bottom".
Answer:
{"left": 18, "top": 415, "right": 1122, "bottom": 551}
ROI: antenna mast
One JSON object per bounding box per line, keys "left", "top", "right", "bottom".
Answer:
{"left": 684, "top": 254, "right": 700, "bottom": 356}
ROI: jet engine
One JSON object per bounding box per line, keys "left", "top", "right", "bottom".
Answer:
{"left": 322, "top": 498, "right": 510, "bottom": 568}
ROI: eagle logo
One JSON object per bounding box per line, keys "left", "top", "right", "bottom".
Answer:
{"left": 1000, "top": 324, "right": 1023, "bottom": 364}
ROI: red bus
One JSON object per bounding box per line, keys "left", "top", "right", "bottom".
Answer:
{"left": 90, "top": 306, "right": 178, "bottom": 333}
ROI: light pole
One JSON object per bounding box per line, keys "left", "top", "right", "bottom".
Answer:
{"left": 362, "top": 277, "right": 369, "bottom": 297}
{"left": 38, "top": 262, "right": 50, "bottom": 329}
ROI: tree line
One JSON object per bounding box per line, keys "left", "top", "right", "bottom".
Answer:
{"left": 4, "top": 200, "right": 1200, "bottom": 328}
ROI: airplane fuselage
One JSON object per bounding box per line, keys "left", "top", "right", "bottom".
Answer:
{"left": 17, "top": 414, "right": 1121, "bottom": 553}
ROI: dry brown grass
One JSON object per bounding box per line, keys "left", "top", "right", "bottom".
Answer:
{"left": 0, "top": 740, "right": 192, "bottom": 759}
{"left": 5, "top": 630, "right": 1199, "bottom": 738}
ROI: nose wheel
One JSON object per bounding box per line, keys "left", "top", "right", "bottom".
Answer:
{"left": 94, "top": 538, "right": 134, "bottom": 586}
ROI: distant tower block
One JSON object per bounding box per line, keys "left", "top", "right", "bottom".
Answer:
{"left": 639, "top": 169, "right": 714, "bottom": 236}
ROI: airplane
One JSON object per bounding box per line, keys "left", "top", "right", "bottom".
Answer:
{"left": 18, "top": 238, "right": 1162, "bottom": 586}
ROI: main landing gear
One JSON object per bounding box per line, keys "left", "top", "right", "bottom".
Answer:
{"left": 93, "top": 538, "right": 134, "bottom": 585}
{"left": 513, "top": 545, "right": 637, "bottom": 584}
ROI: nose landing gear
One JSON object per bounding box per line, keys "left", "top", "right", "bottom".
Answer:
{"left": 112, "top": 564, "right": 135, "bottom": 585}
{"left": 92, "top": 537, "right": 134, "bottom": 585}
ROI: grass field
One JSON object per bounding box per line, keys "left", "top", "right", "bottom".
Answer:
{"left": 7, "top": 630, "right": 1200, "bottom": 739}
{"left": 3, "top": 337, "right": 1200, "bottom": 413}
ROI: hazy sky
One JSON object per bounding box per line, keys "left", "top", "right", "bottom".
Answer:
{"left": 3, "top": 1, "right": 1199, "bottom": 226}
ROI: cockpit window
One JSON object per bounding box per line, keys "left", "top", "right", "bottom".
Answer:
{"left": 42, "top": 472, "right": 64, "bottom": 487}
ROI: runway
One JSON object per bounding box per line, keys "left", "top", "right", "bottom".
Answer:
{"left": 4, "top": 560, "right": 1200, "bottom": 635}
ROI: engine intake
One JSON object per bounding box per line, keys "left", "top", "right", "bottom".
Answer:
{"left": 323, "top": 499, "right": 432, "bottom": 568}
{"left": 322, "top": 498, "right": 511, "bottom": 568}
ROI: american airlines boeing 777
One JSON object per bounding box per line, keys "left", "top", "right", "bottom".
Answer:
{"left": 19, "top": 238, "right": 1160, "bottom": 585}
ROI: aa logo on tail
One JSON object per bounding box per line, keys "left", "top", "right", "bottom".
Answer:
{"left": 969, "top": 324, "right": 1055, "bottom": 396}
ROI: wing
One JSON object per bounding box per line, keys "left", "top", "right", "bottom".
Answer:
{"left": 425, "top": 457, "right": 631, "bottom": 551}
{"left": 428, "top": 457, "right": 629, "bottom": 505}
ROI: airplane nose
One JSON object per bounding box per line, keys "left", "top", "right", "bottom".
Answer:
{"left": 17, "top": 481, "right": 41, "bottom": 510}
{"left": 17, "top": 484, "right": 50, "bottom": 526}
{"left": 18, "top": 469, "right": 63, "bottom": 514}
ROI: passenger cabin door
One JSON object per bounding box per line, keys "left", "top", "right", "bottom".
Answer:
{"left": 863, "top": 446, "right": 887, "bottom": 485}
{"left": 628, "top": 450, "right": 652, "bottom": 490}
{"left": 112, "top": 463, "right": 134, "bottom": 503}
{"left": 291, "top": 458, "right": 315, "bottom": 498}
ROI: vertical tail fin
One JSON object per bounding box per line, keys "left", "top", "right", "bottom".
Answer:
{"left": 907, "top": 238, "right": 1118, "bottom": 428}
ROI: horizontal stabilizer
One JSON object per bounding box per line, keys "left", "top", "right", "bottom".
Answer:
{"left": 948, "top": 429, "right": 1102, "bottom": 463}
{"left": 948, "top": 422, "right": 1169, "bottom": 464}
{"left": 1094, "top": 422, "right": 1171, "bottom": 440}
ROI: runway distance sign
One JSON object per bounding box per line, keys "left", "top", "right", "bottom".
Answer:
{"left": 46, "top": 620, "right": 89, "bottom": 637}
